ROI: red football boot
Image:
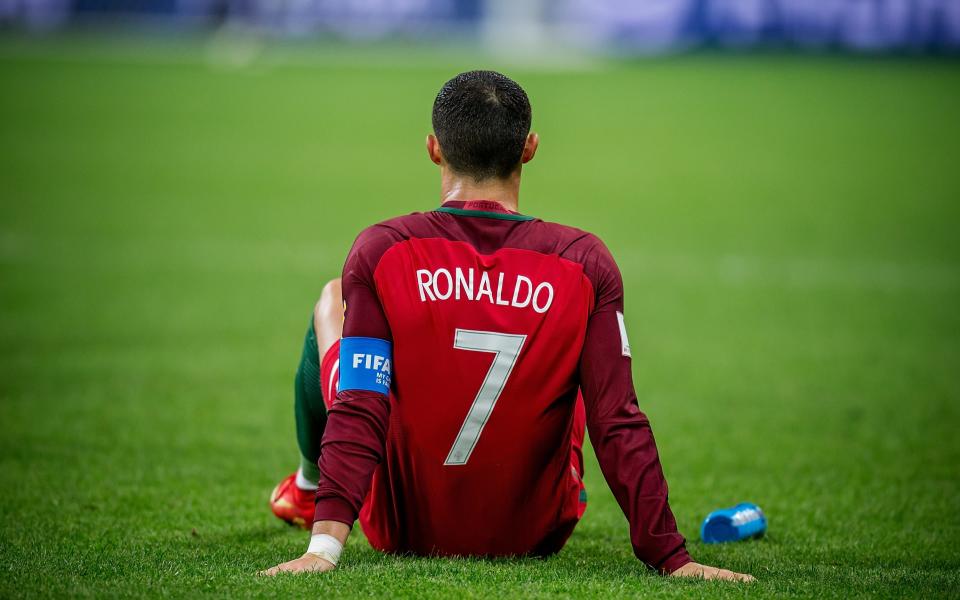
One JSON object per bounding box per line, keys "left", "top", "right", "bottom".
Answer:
{"left": 270, "top": 472, "right": 315, "bottom": 529}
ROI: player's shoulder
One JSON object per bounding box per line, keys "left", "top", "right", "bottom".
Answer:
{"left": 351, "top": 210, "right": 430, "bottom": 247}
{"left": 526, "top": 218, "right": 616, "bottom": 269}
{"left": 521, "top": 218, "right": 622, "bottom": 303}
{"left": 346, "top": 210, "right": 436, "bottom": 266}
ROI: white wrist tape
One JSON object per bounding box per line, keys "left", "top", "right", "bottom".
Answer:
{"left": 306, "top": 534, "right": 344, "bottom": 566}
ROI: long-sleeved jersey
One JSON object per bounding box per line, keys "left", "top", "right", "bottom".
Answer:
{"left": 315, "top": 199, "right": 691, "bottom": 573}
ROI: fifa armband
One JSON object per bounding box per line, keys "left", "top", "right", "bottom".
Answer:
{"left": 338, "top": 337, "right": 392, "bottom": 395}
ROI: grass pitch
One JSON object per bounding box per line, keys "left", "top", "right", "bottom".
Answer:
{"left": 1, "top": 38, "right": 959, "bottom": 598}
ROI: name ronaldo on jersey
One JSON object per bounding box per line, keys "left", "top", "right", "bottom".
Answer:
{"left": 415, "top": 267, "right": 555, "bottom": 313}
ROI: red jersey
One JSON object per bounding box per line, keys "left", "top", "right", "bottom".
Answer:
{"left": 315, "top": 200, "right": 690, "bottom": 573}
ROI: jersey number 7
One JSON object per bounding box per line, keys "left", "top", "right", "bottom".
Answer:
{"left": 444, "top": 329, "right": 527, "bottom": 466}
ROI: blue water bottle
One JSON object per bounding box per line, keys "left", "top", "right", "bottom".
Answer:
{"left": 700, "top": 502, "right": 766, "bottom": 544}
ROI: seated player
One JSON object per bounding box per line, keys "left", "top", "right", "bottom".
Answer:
{"left": 270, "top": 276, "right": 588, "bottom": 532}
{"left": 263, "top": 71, "right": 753, "bottom": 582}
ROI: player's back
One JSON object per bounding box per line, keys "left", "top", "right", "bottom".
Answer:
{"left": 353, "top": 200, "right": 609, "bottom": 556}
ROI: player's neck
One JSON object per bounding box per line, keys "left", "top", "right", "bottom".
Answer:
{"left": 439, "top": 170, "right": 521, "bottom": 213}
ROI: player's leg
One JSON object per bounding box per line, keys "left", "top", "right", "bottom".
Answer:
{"left": 295, "top": 278, "right": 344, "bottom": 481}
{"left": 311, "top": 278, "right": 344, "bottom": 375}
{"left": 270, "top": 279, "right": 344, "bottom": 528}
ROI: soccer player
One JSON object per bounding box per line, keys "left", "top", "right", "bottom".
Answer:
{"left": 263, "top": 71, "right": 753, "bottom": 582}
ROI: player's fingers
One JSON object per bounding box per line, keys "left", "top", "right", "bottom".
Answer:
{"left": 701, "top": 566, "right": 722, "bottom": 580}
{"left": 279, "top": 561, "right": 308, "bottom": 574}
{"left": 709, "top": 567, "right": 737, "bottom": 580}
{"left": 716, "top": 569, "right": 754, "bottom": 583}
{"left": 293, "top": 558, "right": 332, "bottom": 574}
{"left": 274, "top": 560, "right": 306, "bottom": 575}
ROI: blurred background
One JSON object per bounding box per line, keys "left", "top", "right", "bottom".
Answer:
{"left": 1, "top": 1, "right": 958, "bottom": 598}
{"left": 4, "top": 0, "right": 960, "bottom": 53}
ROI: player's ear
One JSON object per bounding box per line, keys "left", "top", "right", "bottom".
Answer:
{"left": 521, "top": 133, "right": 539, "bottom": 164}
{"left": 426, "top": 134, "right": 443, "bottom": 166}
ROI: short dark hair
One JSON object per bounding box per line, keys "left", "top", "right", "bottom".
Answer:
{"left": 431, "top": 70, "right": 532, "bottom": 181}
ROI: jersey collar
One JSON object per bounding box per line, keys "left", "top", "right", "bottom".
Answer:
{"left": 435, "top": 200, "right": 535, "bottom": 222}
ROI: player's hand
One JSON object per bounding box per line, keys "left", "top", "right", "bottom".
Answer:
{"left": 670, "top": 561, "right": 754, "bottom": 582}
{"left": 258, "top": 553, "right": 335, "bottom": 576}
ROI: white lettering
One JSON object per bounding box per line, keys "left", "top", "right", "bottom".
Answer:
{"left": 511, "top": 275, "right": 533, "bottom": 308}
{"left": 532, "top": 282, "right": 554, "bottom": 313}
{"left": 417, "top": 269, "right": 436, "bottom": 302}
{"left": 495, "top": 272, "right": 510, "bottom": 306}
{"left": 413, "top": 267, "right": 556, "bottom": 314}
{"left": 455, "top": 267, "right": 474, "bottom": 300}
{"left": 353, "top": 353, "right": 364, "bottom": 368}
{"left": 476, "top": 271, "right": 494, "bottom": 304}
{"left": 434, "top": 268, "right": 453, "bottom": 300}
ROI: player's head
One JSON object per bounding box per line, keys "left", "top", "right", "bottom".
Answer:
{"left": 428, "top": 70, "right": 537, "bottom": 181}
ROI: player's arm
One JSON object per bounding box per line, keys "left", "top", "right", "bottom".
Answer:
{"left": 261, "top": 227, "right": 395, "bottom": 576}
{"left": 577, "top": 238, "right": 753, "bottom": 582}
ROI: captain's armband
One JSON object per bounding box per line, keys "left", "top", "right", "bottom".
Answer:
{"left": 338, "top": 337, "right": 392, "bottom": 395}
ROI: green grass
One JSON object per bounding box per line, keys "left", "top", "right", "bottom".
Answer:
{"left": 1, "top": 37, "right": 959, "bottom": 598}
